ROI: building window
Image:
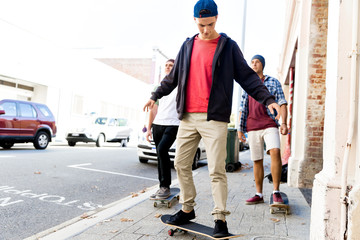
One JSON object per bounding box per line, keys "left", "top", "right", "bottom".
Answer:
{"left": 0, "top": 79, "right": 16, "bottom": 88}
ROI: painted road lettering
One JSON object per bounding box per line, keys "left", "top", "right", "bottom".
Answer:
{"left": 0, "top": 197, "right": 23, "bottom": 206}
{"left": 0, "top": 186, "right": 102, "bottom": 210}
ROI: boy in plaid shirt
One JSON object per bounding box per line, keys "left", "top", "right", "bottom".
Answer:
{"left": 238, "top": 55, "right": 288, "bottom": 205}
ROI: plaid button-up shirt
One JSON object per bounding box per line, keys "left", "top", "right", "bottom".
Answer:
{"left": 239, "top": 75, "right": 287, "bottom": 133}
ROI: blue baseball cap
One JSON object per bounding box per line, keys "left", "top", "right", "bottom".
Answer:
{"left": 251, "top": 55, "right": 265, "bottom": 70}
{"left": 194, "top": 0, "right": 218, "bottom": 18}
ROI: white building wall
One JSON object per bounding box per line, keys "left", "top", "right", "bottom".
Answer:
{"left": 347, "top": 0, "right": 360, "bottom": 237}
{"left": 0, "top": 85, "right": 22, "bottom": 100}
{"left": 32, "top": 85, "right": 48, "bottom": 103}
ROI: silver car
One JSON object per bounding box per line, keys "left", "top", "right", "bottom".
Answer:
{"left": 137, "top": 135, "right": 207, "bottom": 170}
{"left": 66, "top": 117, "right": 131, "bottom": 147}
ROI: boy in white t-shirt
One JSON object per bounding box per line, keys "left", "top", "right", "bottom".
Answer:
{"left": 146, "top": 59, "right": 180, "bottom": 199}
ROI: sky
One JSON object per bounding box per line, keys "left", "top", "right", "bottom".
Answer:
{"left": 0, "top": 0, "right": 286, "bottom": 78}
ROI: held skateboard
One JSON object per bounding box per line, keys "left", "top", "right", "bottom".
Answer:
{"left": 160, "top": 214, "right": 243, "bottom": 239}
{"left": 269, "top": 192, "right": 290, "bottom": 215}
{"left": 150, "top": 188, "right": 180, "bottom": 208}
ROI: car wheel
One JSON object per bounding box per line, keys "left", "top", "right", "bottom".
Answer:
{"left": 192, "top": 150, "right": 200, "bottom": 170}
{"left": 68, "top": 141, "right": 76, "bottom": 147}
{"left": 33, "top": 131, "right": 50, "bottom": 150}
{"left": 139, "top": 158, "right": 148, "bottom": 163}
{"left": 121, "top": 139, "right": 127, "bottom": 147}
{"left": 96, "top": 134, "right": 105, "bottom": 147}
{"left": 1, "top": 142, "right": 14, "bottom": 149}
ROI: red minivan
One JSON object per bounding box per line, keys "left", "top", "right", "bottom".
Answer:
{"left": 0, "top": 99, "right": 57, "bottom": 149}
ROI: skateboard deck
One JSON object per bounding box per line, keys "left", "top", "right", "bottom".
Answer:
{"left": 150, "top": 188, "right": 180, "bottom": 208}
{"left": 160, "top": 214, "right": 243, "bottom": 239}
{"left": 269, "top": 192, "right": 290, "bottom": 214}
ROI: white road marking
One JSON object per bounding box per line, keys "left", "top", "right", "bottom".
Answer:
{"left": 67, "top": 163, "right": 158, "bottom": 181}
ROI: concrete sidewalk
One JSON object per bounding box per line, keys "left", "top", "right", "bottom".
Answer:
{"left": 30, "top": 151, "right": 311, "bottom": 240}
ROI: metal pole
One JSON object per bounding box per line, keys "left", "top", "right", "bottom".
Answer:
{"left": 241, "top": 0, "right": 247, "bottom": 51}
{"left": 235, "top": 0, "right": 247, "bottom": 130}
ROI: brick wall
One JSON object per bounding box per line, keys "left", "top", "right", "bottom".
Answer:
{"left": 299, "top": 0, "right": 328, "bottom": 188}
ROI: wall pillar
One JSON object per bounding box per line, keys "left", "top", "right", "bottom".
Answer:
{"left": 310, "top": 0, "right": 356, "bottom": 239}
{"left": 288, "top": 0, "right": 328, "bottom": 188}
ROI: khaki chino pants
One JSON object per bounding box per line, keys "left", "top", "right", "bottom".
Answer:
{"left": 174, "top": 113, "right": 230, "bottom": 220}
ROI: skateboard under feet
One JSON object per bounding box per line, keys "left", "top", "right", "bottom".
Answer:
{"left": 269, "top": 192, "right": 290, "bottom": 215}
{"left": 160, "top": 214, "right": 243, "bottom": 239}
{"left": 150, "top": 187, "right": 180, "bottom": 208}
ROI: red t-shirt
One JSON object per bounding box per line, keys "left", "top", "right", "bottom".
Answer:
{"left": 185, "top": 35, "right": 220, "bottom": 112}
{"left": 247, "top": 78, "right": 277, "bottom": 132}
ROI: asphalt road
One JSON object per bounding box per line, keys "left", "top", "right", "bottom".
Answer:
{"left": 0, "top": 143, "right": 179, "bottom": 240}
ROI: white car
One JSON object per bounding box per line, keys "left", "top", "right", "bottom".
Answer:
{"left": 137, "top": 136, "right": 207, "bottom": 170}
{"left": 66, "top": 117, "right": 131, "bottom": 147}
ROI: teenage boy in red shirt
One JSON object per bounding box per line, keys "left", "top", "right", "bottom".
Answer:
{"left": 143, "top": 0, "right": 280, "bottom": 237}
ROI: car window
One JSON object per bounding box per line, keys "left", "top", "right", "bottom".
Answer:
{"left": 0, "top": 102, "right": 17, "bottom": 117}
{"left": 118, "top": 118, "right": 128, "bottom": 126}
{"left": 108, "top": 118, "right": 115, "bottom": 126}
{"left": 95, "top": 117, "right": 107, "bottom": 125}
{"left": 19, "top": 103, "right": 37, "bottom": 118}
{"left": 36, "top": 104, "right": 53, "bottom": 117}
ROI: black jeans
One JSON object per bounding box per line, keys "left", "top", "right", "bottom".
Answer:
{"left": 152, "top": 124, "right": 179, "bottom": 189}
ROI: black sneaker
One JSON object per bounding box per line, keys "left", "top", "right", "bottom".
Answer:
{"left": 213, "top": 220, "right": 229, "bottom": 238}
{"left": 166, "top": 209, "right": 195, "bottom": 225}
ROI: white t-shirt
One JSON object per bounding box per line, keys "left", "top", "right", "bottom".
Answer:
{"left": 153, "top": 87, "right": 180, "bottom": 126}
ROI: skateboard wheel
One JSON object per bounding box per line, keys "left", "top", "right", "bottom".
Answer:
{"left": 167, "top": 202, "right": 171, "bottom": 208}
{"left": 270, "top": 208, "right": 275, "bottom": 214}
{"left": 153, "top": 202, "right": 157, "bottom": 207}
{"left": 286, "top": 210, "right": 290, "bottom": 215}
{"left": 177, "top": 196, "right": 180, "bottom": 200}
{"left": 168, "top": 229, "right": 174, "bottom": 236}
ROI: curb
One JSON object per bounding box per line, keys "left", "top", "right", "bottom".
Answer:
{"left": 24, "top": 184, "right": 160, "bottom": 240}
{"left": 24, "top": 170, "right": 191, "bottom": 240}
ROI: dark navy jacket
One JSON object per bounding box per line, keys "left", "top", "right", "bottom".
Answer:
{"left": 150, "top": 33, "right": 276, "bottom": 123}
